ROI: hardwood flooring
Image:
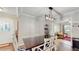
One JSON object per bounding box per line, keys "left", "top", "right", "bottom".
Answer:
{"left": 0, "top": 43, "right": 14, "bottom": 51}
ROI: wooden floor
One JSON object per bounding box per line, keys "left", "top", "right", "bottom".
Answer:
{"left": 56, "top": 40, "right": 72, "bottom": 51}
{"left": 0, "top": 43, "right": 14, "bottom": 51}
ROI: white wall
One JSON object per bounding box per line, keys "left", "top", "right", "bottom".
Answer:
{"left": 18, "top": 14, "right": 34, "bottom": 45}
{"left": 19, "top": 15, "right": 35, "bottom": 38}
{"left": 35, "top": 16, "right": 45, "bottom": 36}
{"left": 18, "top": 14, "right": 45, "bottom": 45}
{"left": 0, "top": 14, "right": 17, "bottom": 44}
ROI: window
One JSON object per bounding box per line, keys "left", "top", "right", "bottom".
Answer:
{"left": 0, "top": 21, "right": 10, "bottom": 32}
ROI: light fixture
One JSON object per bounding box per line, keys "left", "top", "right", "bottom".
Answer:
{"left": 45, "top": 7, "right": 55, "bottom": 21}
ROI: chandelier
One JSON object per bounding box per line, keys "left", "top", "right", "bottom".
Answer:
{"left": 45, "top": 7, "right": 55, "bottom": 21}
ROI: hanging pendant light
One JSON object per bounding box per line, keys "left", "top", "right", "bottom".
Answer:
{"left": 45, "top": 7, "right": 55, "bottom": 21}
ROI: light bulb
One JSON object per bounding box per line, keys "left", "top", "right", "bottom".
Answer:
{"left": 46, "top": 16, "right": 49, "bottom": 20}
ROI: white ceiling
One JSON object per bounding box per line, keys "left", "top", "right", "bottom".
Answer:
{"left": 21, "top": 7, "right": 79, "bottom": 17}
{"left": 0, "top": 7, "right": 17, "bottom": 16}
{"left": 1, "top": 7, "right": 79, "bottom": 17}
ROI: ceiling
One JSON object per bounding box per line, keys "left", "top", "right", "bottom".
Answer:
{"left": 20, "top": 7, "right": 79, "bottom": 17}
{"left": 0, "top": 7, "right": 17, "bottom": 16}
{"left": 1, "top": 7, "right": 79, "bottom": 17}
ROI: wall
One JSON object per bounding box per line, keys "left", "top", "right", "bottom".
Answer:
{"left": 19, "top": 14, "right": 35, "bottom": 38}
{"left": 18, "top": 14, "right": 45, "bottom": 46}
{"left": 18, "top": 14, "right": 34, "bottom": 45}
{"left": 35, "top": 16, "right": 45, "bottom": 36}
{"left": 0, "top": 12, "right": 17, "bottom": 44}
